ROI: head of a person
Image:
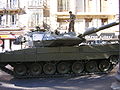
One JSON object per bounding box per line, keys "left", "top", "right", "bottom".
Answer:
{"left": 69, "top": 11, "right": 72, "bottom": 14}
{"left": 35, "top": 26, "right": 41, "bottom": 31}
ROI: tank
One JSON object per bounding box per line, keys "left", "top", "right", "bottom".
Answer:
{"left": 0, "top": 21, "right": 119, "bottom": 78}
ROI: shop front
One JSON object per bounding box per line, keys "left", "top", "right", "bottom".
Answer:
{"left": 0, "top": 34, "right": 16, "bottom": 51}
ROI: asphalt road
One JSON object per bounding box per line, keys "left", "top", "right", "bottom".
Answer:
{"left": 0, "top": 65, "right": 118, "bottom": 90}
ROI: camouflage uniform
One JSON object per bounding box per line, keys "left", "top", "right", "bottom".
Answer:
{"left": 68, "top": 13, "right": 76, "bottom": 32}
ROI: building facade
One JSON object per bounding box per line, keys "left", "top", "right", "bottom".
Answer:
{"left": 0, "top": 0, "right": 118, "bottom": 50}
{"left": 51, "top": 0, "right": 119, "bottom": 34}
{"left": 0, "top": 0, "right": 119, "bottom": 34}
{"left": 0, "top": 0, "right": 25, "bottom": 34}
{"left": 0, "top": 0, "right": 26, "bottom": 51}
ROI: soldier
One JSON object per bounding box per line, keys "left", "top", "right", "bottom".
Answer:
{"left": 68, "top": 11, "right": 76, "bottom": 32}
{"left": 35, "top": 26, "right": 41, "bottom": 31}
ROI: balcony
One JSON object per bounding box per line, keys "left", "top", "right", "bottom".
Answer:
{"left": 0, "top": 7, "right": 25, "bottom": 15}
{"left": 56, "top": 12, "right": 116, "bottom": 22}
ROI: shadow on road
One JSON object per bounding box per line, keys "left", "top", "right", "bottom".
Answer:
{"left": 1, "top": 74, "right": 113, "bottom": 90}
{"left": 0, "top": 65, "right": 118, "bottom": 90}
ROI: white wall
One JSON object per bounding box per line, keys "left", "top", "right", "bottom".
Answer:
{"left": 49, "top": 0, "right": 58, "bottom": 31}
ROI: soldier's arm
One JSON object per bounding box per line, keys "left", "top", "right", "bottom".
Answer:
{"left": 71, "top": 15, "right": 76, "bottom": 21}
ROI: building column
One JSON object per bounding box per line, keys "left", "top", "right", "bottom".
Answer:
{"left": 69, "top": 0, "right": 76, "bottom": 14}
{"left": 49, "top": 0, "right": 58, "bottom": 31}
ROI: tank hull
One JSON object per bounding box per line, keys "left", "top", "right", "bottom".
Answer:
{"left": 0, "top": 43, "right": 119, "bottom": 62}
{"left": 0, "top": 43, "right": 119, "bottom": 78}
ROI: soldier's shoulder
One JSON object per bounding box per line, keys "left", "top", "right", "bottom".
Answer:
{"left": 72, "top": 14, "right": 76, "bottom": 17}
{"left": 72, "top": 14, "right": 76, "bottom": 18}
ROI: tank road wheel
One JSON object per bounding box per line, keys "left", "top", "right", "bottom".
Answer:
{"left": 85, "top": 61, "right": 97, "bottom": 73}
{"left": 98, "top": 60, "right": 111, "bottom": 72}
{"left": 72, "top": 62, "right": 84, "bottom": 74}
{"left": 43, "top": 63, "right": 56, "bottom": 75}
{"left": 14, "top": 64, "right": 27, "bottom": 76}
{"left": 57, "top": 62, "right": 70, "bottom": 74}
{"left": 109, "top": 55, "right": 119, "bottom": 64}
{"left": 30, "top": 63, "right": 42, "bottom": 76}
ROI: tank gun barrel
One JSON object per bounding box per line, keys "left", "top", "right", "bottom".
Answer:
{"left": 81, "top": 21, "right": 119, "bottom": 37}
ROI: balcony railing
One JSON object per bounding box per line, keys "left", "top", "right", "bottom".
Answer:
{"left": 0, "top": 7, "right": 26, "bottom": 15}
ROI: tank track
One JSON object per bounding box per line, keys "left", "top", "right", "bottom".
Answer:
{"left": 0, "top": 58, "right": 118, "bottom": 79}
{"left": 0, "top": 65, "right": 111, "bottom": 79}
{"left": 14, "top": 72, "right": 109, "bottom": 79}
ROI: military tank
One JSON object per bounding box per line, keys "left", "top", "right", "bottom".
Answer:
{"left": 0, "top": 21, "right": 119, "bottom": 78}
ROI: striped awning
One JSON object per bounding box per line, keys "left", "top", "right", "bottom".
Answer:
{"left": 0, "top": 34, "right": 16, "bottom": 39}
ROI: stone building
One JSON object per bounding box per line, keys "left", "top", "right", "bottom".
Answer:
{"left": 0, "top": 0, "right": 119, "bottom": 34}
{"left": 51, "top": 0, "right": 119, "bottom": 34}
{"left": 0, "top": 0, "right": 25, "bottom": 50}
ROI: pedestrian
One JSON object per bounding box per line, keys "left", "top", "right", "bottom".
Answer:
{"left": 68, "top": 11, "right": 76, "bottom": 32}
{"left": 1, "top": 39, "right": 4, "bottom": 51}
{"left": 10, "top": 32, "right": 16, "bottom": 50}
{"left": 35, "top": 26, "right": 41, "bottom": 31}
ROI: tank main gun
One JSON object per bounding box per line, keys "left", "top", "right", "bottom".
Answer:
{"left": 78, "top": 21, "right": 120, "bottom": 38}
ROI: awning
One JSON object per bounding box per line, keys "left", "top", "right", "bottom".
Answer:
{"left": 0, "top": 34, "right": 16, "bottom": 39}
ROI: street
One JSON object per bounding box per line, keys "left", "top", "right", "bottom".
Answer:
{"left": 0, "top": 65, "right": 118, "bottom": 90}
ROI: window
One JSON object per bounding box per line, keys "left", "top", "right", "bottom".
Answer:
{"left": 28, "top": 0, "right": 43, "bottom": 7}
{"left": 10, "top": 0, "right": 18, "bottom": 8}
{"left": 0, "top": 15, "right": 3, "bottom": 25}
{"left": 30, "top": 11, "right": 41, "bottom": 27}
{"left": 32, "top": 13, "right": 40, "bottom": 25}
{"left": 76, "top": 0, "right": 84, "bottom": 12}
{"left": 100, "top": 0, "right": 108, "bottom": 12}
{"left": 11, "top": 15, "right": 16, "bottom": 25}
{"left": 57, "top": 0, "right": 69, "bottom": 12}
